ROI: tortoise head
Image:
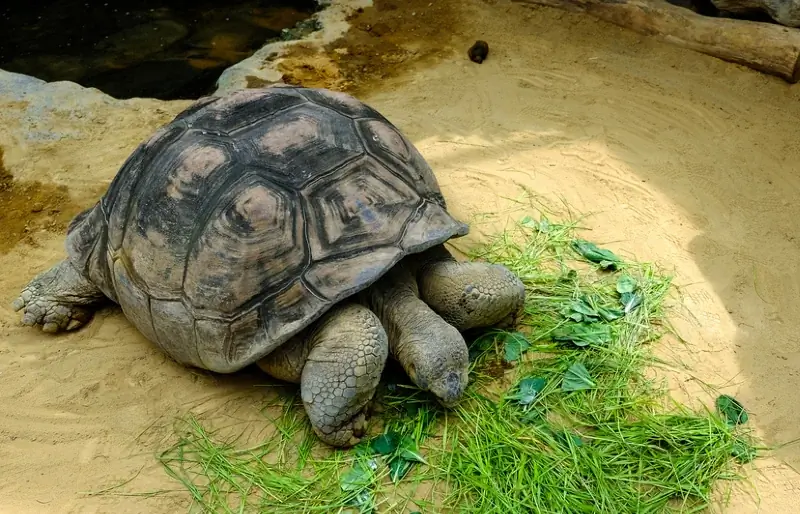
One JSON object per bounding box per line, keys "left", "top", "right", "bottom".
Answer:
{"left": 402, "top": 324, "right": 470, "bottom": 408}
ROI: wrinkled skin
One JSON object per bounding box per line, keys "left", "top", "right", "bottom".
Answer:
{"left": 14, "top": 245, "right": 525, "bottom": 447}
{"left": 260, "top": 244, "right": 525, "bottom": 446}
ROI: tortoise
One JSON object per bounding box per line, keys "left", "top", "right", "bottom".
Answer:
{"left": 12, "top": 85, "right": 526, "bottom": 447}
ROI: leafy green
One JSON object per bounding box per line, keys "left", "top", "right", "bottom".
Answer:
{"left": 520, "top": 215, "right": 551, "bottom": 232}
{"left": 339, "top": 460, "right": 376, "bottom": 491}
{"left": 561, "top": 362, "right": 596, "bottom": 392}
{"left": 552, "top": 322, "right": 612, "bottom": 347}
{"left": 731, "top": 439, "right": 756, "bottom": 463}
{"left": 620, "top": 292, "right": 642, "bottom": 313}
{"left": 716, "top": 395, "right": 749, "bottom": 426}
{"left": 570, "top": 239, "right": 622, "bottom": 270}
{"left": 397, "top": 437, "right": 427, "bottom": 464}
{"left": 502, "top": 331, "right": 531, "bottom": 362}
{"left": 388, "top": 457, "right": 413, "bottom": 483}
{"left": 369, "top": 432, "right": 399, "bottom": 455}
{"left": 597, "top": 306, "right": 624, "bottom": 321}
{"left": 565, "top": 296, "right": 623, "bottom": 323}
{"left": 506, "top": 376, "right": 547, "bottom": 406}
{"left": 616, "top": 275, "right": 637, "bottom": 294}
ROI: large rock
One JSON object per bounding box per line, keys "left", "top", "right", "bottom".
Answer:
{"left": 215, "top": 0, "right": 371, "bottom": 94}
{"left": 710, "top": 0, "right": 800, "bottom": 27}
{"left": 0, "top": 69, "right": 187, "bottom": 194}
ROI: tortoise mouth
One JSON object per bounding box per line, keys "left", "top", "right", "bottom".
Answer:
{"left": 432, "top": 371, "right": 467, "bottom": 408}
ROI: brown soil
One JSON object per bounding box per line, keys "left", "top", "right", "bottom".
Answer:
{"left": 0, "top": 147, "right": 84, "bottom": 254}
{"left": 279, "top": 0, "right": 463, "bottom": 94}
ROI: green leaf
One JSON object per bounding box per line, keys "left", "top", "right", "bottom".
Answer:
{"left": 520, "top": 215, "right": 551, "bottom": 232}
{"left": 520, "top": 215, "right": 537, "bottom": 229}
{"left": 569, "top": 298, "right": 599, "bottom": 319}
{"left": 503, "top": 331, "right": 531, "bottom": 362}
{"left": 597, "top": 306, "right": 624, "bottom": 321}
{"left": 570, "top": 239, "right": 621, "bottom": 270}
{"left": 552, "top": 323, "right": 612, "bottom": 347}
{"left": 340, "top": 460, "right": 376, "bottom": 491}
{"left": 561, "top": 362, "right": 596, "bottom": 392}
{"left": 388, "top": 456, "right": 414, "bottom": 483}
{"left": 731, "top": 439, "right": 756, "bottom": 463}
{"left": 397, "top": 436, "right": 427, "bottom": 464}
{"left": 599, "top": 260, "right": 616, "bottom": 270}
{"left": 346, "top": 488, "right": 376, "bottom": 514}
{"left": 369, "top": 432, "right": 400, "bottom": 455}
{"left": 568, "top": 312, "right": 584, "bottom": 322}
{"left": 616, "top": 275, "right": 637, "bottom": 294}
{"left": 538, "top": 216, "right": 551, "bottom": 233}
{"left": 620, "top": 292, "right": 642, "bottom": 313}
{"left": 716, "top": 395, "right": 749, "bottom": 426}
{"left": 508, "top": 377, "right": 546, "bottom": 406}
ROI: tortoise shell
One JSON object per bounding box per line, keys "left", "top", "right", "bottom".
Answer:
{"left": 65, "top": 85, "right": 469, "bottom": 372}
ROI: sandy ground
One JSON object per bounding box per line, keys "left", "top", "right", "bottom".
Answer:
{"left": 2, "top": 0, "right": 800, "bottom": 512}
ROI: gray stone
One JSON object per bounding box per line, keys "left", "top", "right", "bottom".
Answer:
{"left": 711, "top": 0, "right": 800, "bottom": 27}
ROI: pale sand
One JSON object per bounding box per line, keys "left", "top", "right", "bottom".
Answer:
{"left": 1, "top": 0, "right": 800, "bottom": 511}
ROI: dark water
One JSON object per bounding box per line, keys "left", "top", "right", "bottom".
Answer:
{"left": 0, "top": 0, "right": 320, "bottom": 100}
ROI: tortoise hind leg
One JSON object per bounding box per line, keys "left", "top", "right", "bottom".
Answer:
{"left": 257, "top": 303, "right": 389, "bottom": 448}
{"left": 12, "top": 259, "right": 108, "bottom": 333}
{"left": 414, "top": 245, "right": 526, "bottom": 331}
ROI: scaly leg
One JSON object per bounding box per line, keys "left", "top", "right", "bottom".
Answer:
{"left": 12, "top": 259, "right": 107, "bottom": 333}
{"left": 414, "top": 245, "right": 526, "bottom": 331}
{"left": 257, "top": 303, "right": 389, "bottom": 448}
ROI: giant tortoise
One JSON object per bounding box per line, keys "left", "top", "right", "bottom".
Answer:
{"left": 12, "top": 85, "right": 526, "bottom": 447}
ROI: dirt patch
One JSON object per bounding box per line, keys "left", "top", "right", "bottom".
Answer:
{"left": 0, "top": 147, "right": 87, "bottom": 254}
{"left": 278, "top": 0, "right": 464, "bottom": 94}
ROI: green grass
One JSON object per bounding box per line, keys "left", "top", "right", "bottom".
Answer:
{"left": 154, "top": 205, "right": 758, "bottom": 514}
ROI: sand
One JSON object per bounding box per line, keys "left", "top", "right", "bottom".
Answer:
{"left": 2, "top": 0, "right": 800, "bottom": 512}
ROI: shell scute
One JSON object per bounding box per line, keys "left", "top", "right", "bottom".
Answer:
{"left": 302, "top": 157, "right": 421, "bottom": 262}
{"left": 297, "top": 87, "right": 384, "bottom": 119}
{"left": 184, "top": 176, "right": 305, "bottom": 314}
{"left": 355, "top": 118, "right": 442, "bottom": 203}
{"left": 119, "top": 136, "right": 237, "bottom": 298}
{"left": 191, "top": 88, "right": 308, "bottom": 134}
{"left": 243, "top": 103, "right": 365, "bottom": 188}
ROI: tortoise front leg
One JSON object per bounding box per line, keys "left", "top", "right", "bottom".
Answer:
{"left": 414, "top": 245, "right": 526, "bottom": 331}
{"left": 12, "top": 259, "right": 108, "bottom": 333}
{"left": 257, "top": 303, "right": 389, "bottom": 448}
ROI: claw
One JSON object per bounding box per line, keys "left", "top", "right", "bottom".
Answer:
{"left": 12, "top": 260, "right": 103, "bottom": 333}
{"left": 22, "top": 312, "right": 38, "bottom": 326}
{"left": 11, "top": 297, "right": 24, "bottom": 311}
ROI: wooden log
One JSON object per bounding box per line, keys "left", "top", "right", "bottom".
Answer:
{"left": 513, "top": 0, "right": 800, "bottom": 83}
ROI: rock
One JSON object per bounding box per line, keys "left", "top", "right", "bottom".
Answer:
{"left": 0, "top": 69, "right": 187, "bottom": 189}
{"left": 0, "top": 70, "right": 119, "bottom": 143}
{"left": 215, "top": 0, "right": 371, "bottom": 94}
{"left": 710, "top": 0, "right": 800, "bottom": 27}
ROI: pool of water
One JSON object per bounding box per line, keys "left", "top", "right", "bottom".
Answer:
{"left": 0, "top": 0, "right": 320, "bottom": 100}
